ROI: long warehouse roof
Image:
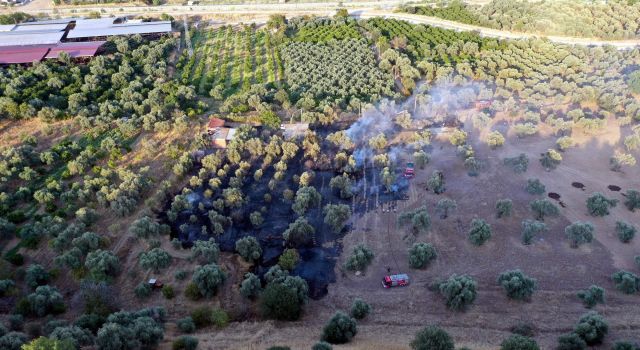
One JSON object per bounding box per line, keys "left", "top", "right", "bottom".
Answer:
{"left": 66, "top": 20, "right": 172, "bottom": 39}
{"left": 0, "top": 45, "right": 50, "bottom": 64}
{"left": 0, "top": 31, "right": 64, "bottom": 47}
{"left": 45, "top": 41, "right": 105, "bottom": 59}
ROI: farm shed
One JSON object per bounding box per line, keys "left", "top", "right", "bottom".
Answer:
{"left": 280, "top": 123, "right": 310, "bottom": 140}
{"left": 211, "top": 127, "right": 236, "bottom": 149}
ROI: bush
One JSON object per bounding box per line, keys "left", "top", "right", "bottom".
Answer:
{"left": 282, "top": 217, "right": 315, "bottom": 247}
{"left": 139, "top": 248, "right": 172, "bottom": 272}
{"left": 565, "top": 222, "right": 595, "bottom": 248}
{"left": 397, "top": 206, "right": 431, "bottom": 233}
{"left": 435, "top": 198, "right": 457, "bottom": 219}
{"left": 176, "top": 317, "right": 195, "bottom": 334}
{"left": 0, "top": 279, "right": 15, "bottom": 296}
{"left": 574, "top": 311, "right": 608, "bottom": 345}
{"left": 0, "top": 332, "right": 28, "bottom": 350}
{"left": 577, "top": 285, "right": 605, "bottom": 308}
{"left": 503, "top": 154, "right": 529, "bottom": 173}
{"left": 525, "top": 179, "right": 545, "bottom": 195}
{"left": 321, "top": 311, "right": 357, "bottom": 344}
{"left": 557, "top": 333, "right": 587, "bottom": 350}
{"left": 500, "top": 335, "right": 539, "bottom": 350}
{"left": 211, "top": 308, "right": 229, "bottom": 328}
{"left": 530, "top": 199, "right": 559, "bottom": 221}
{"left": 586, "top": 193, "right": 617, "bottom": 216}
{"left": 344, "top": 244, "right": 374, "bottom": 271}
{"left": 323, "top": 204, "right": 351, "bottom": 233}
{"left": 49, "top": 325, "right": 93, "bottom": 348}
{"left": 611, "top": 270, "right": 639, "bottom": 294}
{"left": 261, "top": 283, "right": 303, "bottom": 321}
{"left": 495, "top": 199, "right": 513, "bottom": 218}
{"left": 540, "top": 149, "right": 562, "bottom": 170}
{"left": 85, "top": 250, "right": 120, "bottom": 281}
{"left": 134, "top": 282, "right": 152, "bottom": 299}
{"left": 615, "top": 221, "right": 636, "bottom": 243}
{"left": 497, "top": 270, "right": 537, "bottom": 300}
{"left": 21, "top": 337, "right": 75, "bottom": 350}
{"left": 278, "top": 249, "right": 299, "bottom": 270}
{"left": 235, "top": 236, "right": 262, "bottom": 263}
{"left": 191, "top": 306, "right": 216, "bottom": 328}
{"left": 427, "top": 170, "right": 446, "bottom": 194}
{"left": 184, "top": 282, "right": 201, "bottom": 301}
{"left": 162, "top": 285, "right": 175, "bottom": 299}
{"left": 410, "top": 325, "right": 454, "bottom": 350}
{"left": 172, "top": 335, "right": 198, "bottom": 350}
{"left": 240, "top": 272, "right": 262, "bottom": 298}
{"left": 312, "top": 341, "right": 333, "bottom": 350}
{"left": 468, "top": 219, "right": 491, "bottom": 246}
{"left": 191, "top": 238, "right": 219, "bottom": 263}
{"left": 521, "top": 220, "right": 546, "bottom": 245}
{"left": 192, "top": 264, "right": 226, "bottom": 298}
{"left": 26, "top": 285, "right": 65, "bottom": 317}
{"left": 510, "top": 322, "right": 535, "bottom": 337}
{"left": 613, "top": 341, "right": 640, "bottom": 350}
{"left": 25, "top": 264, "right": 49, "bottom": 289}
{"left": 439, "top": 274, "right": 477, "bottom": 311}
{"left": 624, "top": 190, "right": 640, "bottom": 211}
{"left": 350, "top": 298, "right": 371, "bottom": 320}
{"left": 408, "top": 242, "right": 437, "bottom": 269}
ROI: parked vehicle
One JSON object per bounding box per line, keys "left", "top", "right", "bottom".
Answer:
{"left": 382, "top": 274, "right": 410, "bottom": 288}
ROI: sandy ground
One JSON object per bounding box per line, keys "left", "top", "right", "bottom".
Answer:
{"left": 170, "top": 112, "right": 640, "bottom": 350}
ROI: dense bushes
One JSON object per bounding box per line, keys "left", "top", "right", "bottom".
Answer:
{"left": 468, "top": 219, "right": 491, "bottom": 246}
{"left": 577, "top": 285, "right": 605, "bottom": 309}
{"left": 410, "top": 325, "right": 454, "bottom": 350}
{"left": 350, "top": 298, "right": 371, "bottom": 320}
{"left": 497, "top": 270, "right": 537, "bottom": 300}
{"left": 344, "top": 244, "right": 374, "bottom": 271}
{"left": 321, "top": 311, "right": 357, "bottom": 344}
{"left": 439, "top": 274, "right": 477, "bottom": 311}
{"left": 235, "top": 236, "right": 262, "bottom": 263}
{"left": 408, "top": 242, "right": 437, "bottom": 269}
{"left": 611, "top": 270, "right": 640, "bottom": 294}
{"left": 260, "top": 283, "right": 303, "bottom": 321}
{"left": 192, "top": 264, "right": 226, "bottom": 298}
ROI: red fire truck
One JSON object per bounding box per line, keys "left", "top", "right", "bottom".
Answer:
{"left": 404, "top": 162, "right": 415, "bottom": 179}
{"left": 382, "top": 274, "right": 410, "bottom": 288}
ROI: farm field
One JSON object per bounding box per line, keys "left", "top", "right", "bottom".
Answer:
{"left": 1, "top": 5, "right": 640, "bottom": 350}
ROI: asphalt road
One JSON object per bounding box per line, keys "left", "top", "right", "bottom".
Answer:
{"left": 2, "top": 0, "right": 640, "bottom": 49}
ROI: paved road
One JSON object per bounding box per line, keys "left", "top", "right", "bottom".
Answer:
{"left": 3, "top": 1, "right": 640, "bottom": 49}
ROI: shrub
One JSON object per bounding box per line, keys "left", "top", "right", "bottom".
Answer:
{"left": 439, "top": 274, "right": 477, "bottom": 311}
{"left": 408, "top": 242, "right": 437, "bottom": 269}
{"left": 350, "top": 298, "right": 371, "bottom": 320}
{"left": 292, "top": 186, "right": 322, "bottom": 216}
{"left": 344, "top": 244, "right": 374, "bottom": 271}
{"left": 26, "top": 285, "right": 65, "bottom": 317}
{"left": 0, "top": 332, "right": 28, "bottom": 350}
{"left": 468, "top": 219, "right": 491, "bottom": 246}
{"left": 427, "top": 170, "right": 446, "bottom": 194}
{"left": 172, "top": 335, "right": 198, "bottom": 350}
{"left": 176, "top": 317, "right": 195, "bottom": 334}
{"left": 211, "top": 308, "right": 229, "bottom": 328}
{"left": 134, "top": 282, "right": 152, "bottom": 299}
{"left": 49, "top": 325, "right": 93, "bottom": 348}
{"left": 174, "top": 269, "right": 188, "bottom": 280}
{"left": 525, "top": 179, "right": 545, "bottom": 195}
{"left": 85, "top": 250, "right": 120, "bottom": 281}
{"left": 129, "top": 216, "right": 167, "bottom": 239}
{"left": 74, "top": 314, "right": 105, "bottom": 334}
{"left": 191, "top": 306, "right": 216, "bottom": 329}
{"left": 240, "top": 272, "right": 262, "bottom": 298}
{"left": 435, "top": 198, "right": 457, "bottom": 219}
{"left": 495, "top": 199, "right": 513, "bottom": 218}
{"left": 540, "top": 149, "right": 562, "bottom": 170}
{"left": 577, "top": 285, "right": 605, "bottom": 308}
{"left": 0, "top": 279, "right": 15, "bottom": 296}
{"left": 278, "top": 249, "right": 299, "bottom": 270}
{"left": 574, "top": 311, "right": 608, "bottom": 345}
{"left": 21, "top": 337, "right": 75, "bottom": 350}
{"left": 565, "top": 222, "right": 595, "bottom": 248}
{"left": 282, "top": 217, "right": 315, "bottom": 247}
{"left": 323, "top": 204, "right": 351, "bottom": 233}
{"left": 500, "top": 335, "right": 539, "bottom": 350}
{"left": 615, "top": 221, "right": 636, "bottom": 243}
{"left": 510, "top": 322, "right": 535, "bottom": 337}
{"left": 184, "top": 282, "right": 201, "bottom": 301}
{"left": 162, "top": 285, "right": 175, "bottom": 299}
{"left": 192, "top": 264, "right": 226, "bottom": 298}
{"left": 312, "top": 341, "right": 333, "bottom": 350}
{"left": 235, "top": 236, "right": 262, "bottom": 263}
{"left": 487, "top": 130, "right": 505, "bottom": 148}
{"left": 529, "top": 199, "right": 559, "bottom": 221}
{"left": 397, "top": 206, "right": 431, "bottom": 234}
{"left": 321, "top": 311, "right": 357, "bottom": 344}
{"left": 497, "top": 270, "right": 537, "bottom": 300}
{"left": 613, "top": 341, "right": 640, "bottom": 350}
{"left": 586, "top": 193, "right": 617, "bottom": 216}
{"left": 611, "top": 270, "right": 639, "bottom": 294}
{"left": 410, "top": 325, "right": 454, "bottom": 350}
{"left": 261, "top": 283, "right": 303, "bottom": 321}
{"left": 557, "top": 333, "right": 586, "bottom": 350}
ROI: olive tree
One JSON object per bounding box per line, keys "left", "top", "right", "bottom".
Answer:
{"left": 235, "top": 236, "right": 262, "bottom": 263}
{"left": 495, "top": 199, "right": 513, "bottom": 218}
{"left": 623, "top": 189, "right": 640, "bottom": 211}
{"left": 129, "top": 216, "right": 168, "bottom": 239}
{"left": 329, "top": 174, "right": 353, "bottom": 199}
{"left": 26, "top": 285, "right": 65, "bottom": 317}
{"left": 239, "top": 273, "right": 262, "bottom": 299}
{"left": 497, "top": 270, "right": 537, "bottom": 300}
{"left": 350, "top": 298, "right": 371, "bottom": 320}
{"left": 191, "top": 238, "right": 220, "bottom": 263}
{"left": 525, "top": 179, "right": 545, "bottom": 195}
{"left": 344, "top": 244, "right": 374, "bottom": 271}
{"left": 574, "top": 311, "right": 608, "bottom": 345}
{"left": 615, "top": 221, "right": 636, "bottom": 243}
{"left": 283, "top": 217, "right": 315, "bottom": 247}
{"left": 500, "top": 335, "right": 539, "bottom": 350}
{"left": 439, "top": 274, "right": 477, "bottom": 311}
{"left": 503, "top": 154, "right": 529, "bottom": 173}
{"left": 292, "top": 186, "right": 322, "bottom": 216}
{"left": 577, "top": 285, "right": 605, "bottom": 308}
{"left": 85, "top": 250, "right": 120, "bottom": 281}
{"left": 586, "top": 193, "right": 617, "bottom": 216}
{"left": 323, "top": 204, "right": 351, "bottom": 233}
{"left": 139, "top": 248, "right": 172, "bottom": 272}
{"left": 25, "top": 264, "right": 49, "bottom": 289}
{"left": 565, "top": 222, "right": 595, "bottom": 248}
{"left": 540, "top": 149, "right": 562, "bottom": 170}
{"left": 556, "top": 333, "right": 587, "bottom": 350}
{"left": 260, "top": 283, "right": 303, "bottom": 321}
{"left": 521, "top": 220, "right": 546, "bottom": 245}
{"left": 410, "top": 325, "right": 454, "bottom": 350}
{"left": 408, "top": 242, "right": 437, "bottom": 269}
{"left": 468, "top": 219, "right": 491, "bottom": 246}
{"left": 192, "top": 264, "right": 226, "bottom": 298}
{"left": 529, "top": 199, "right": 559, "bottom": 221}
{"left": 427, "top": 170, "right": 445, "bottom": 194}
{"left": 487, "top": 131, "right": 505, "bottom": 149}
{"left": 49, "top": 326, "right": 93, "bottom": 348}
{"left": 321, "top": 311, "right": 357, "bottom": 344}
{"left": 398, "top": 206, "right": 431, "bottom": 234}
{"left": 435, "top": 198, "right": 456, "bottom": 219}
{"left": 611, "top": 271, "right": 639, "bottom": 294}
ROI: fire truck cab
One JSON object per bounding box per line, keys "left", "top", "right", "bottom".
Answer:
{"left": 404, "top": 162, "right": 415, "bottom": 179}
{"left": 382, "top": 274, "right": 410, "bottom": 288}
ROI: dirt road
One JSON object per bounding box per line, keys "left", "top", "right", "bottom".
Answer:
{"left": 3, "top": 1, "right": 640, "bottom": 49}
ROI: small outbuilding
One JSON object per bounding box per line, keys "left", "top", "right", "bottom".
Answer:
{"left": 207, "top": 117, "right": 226, "bottom": 134}
{"left": 211, "top": 127, "right": 236, "bottom": 149}
{"left": 280, "top": 123, "right": 310, "bottom": 140}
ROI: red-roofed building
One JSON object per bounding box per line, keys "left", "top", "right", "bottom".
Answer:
{"left": 207, "top": 117, "right": 226, "bottom": 133}
{"left": 45, "top": 41, "right": 105, "bottom": 59}
{"left": 0, "top": 45, "right": 50, "bottom": 64}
